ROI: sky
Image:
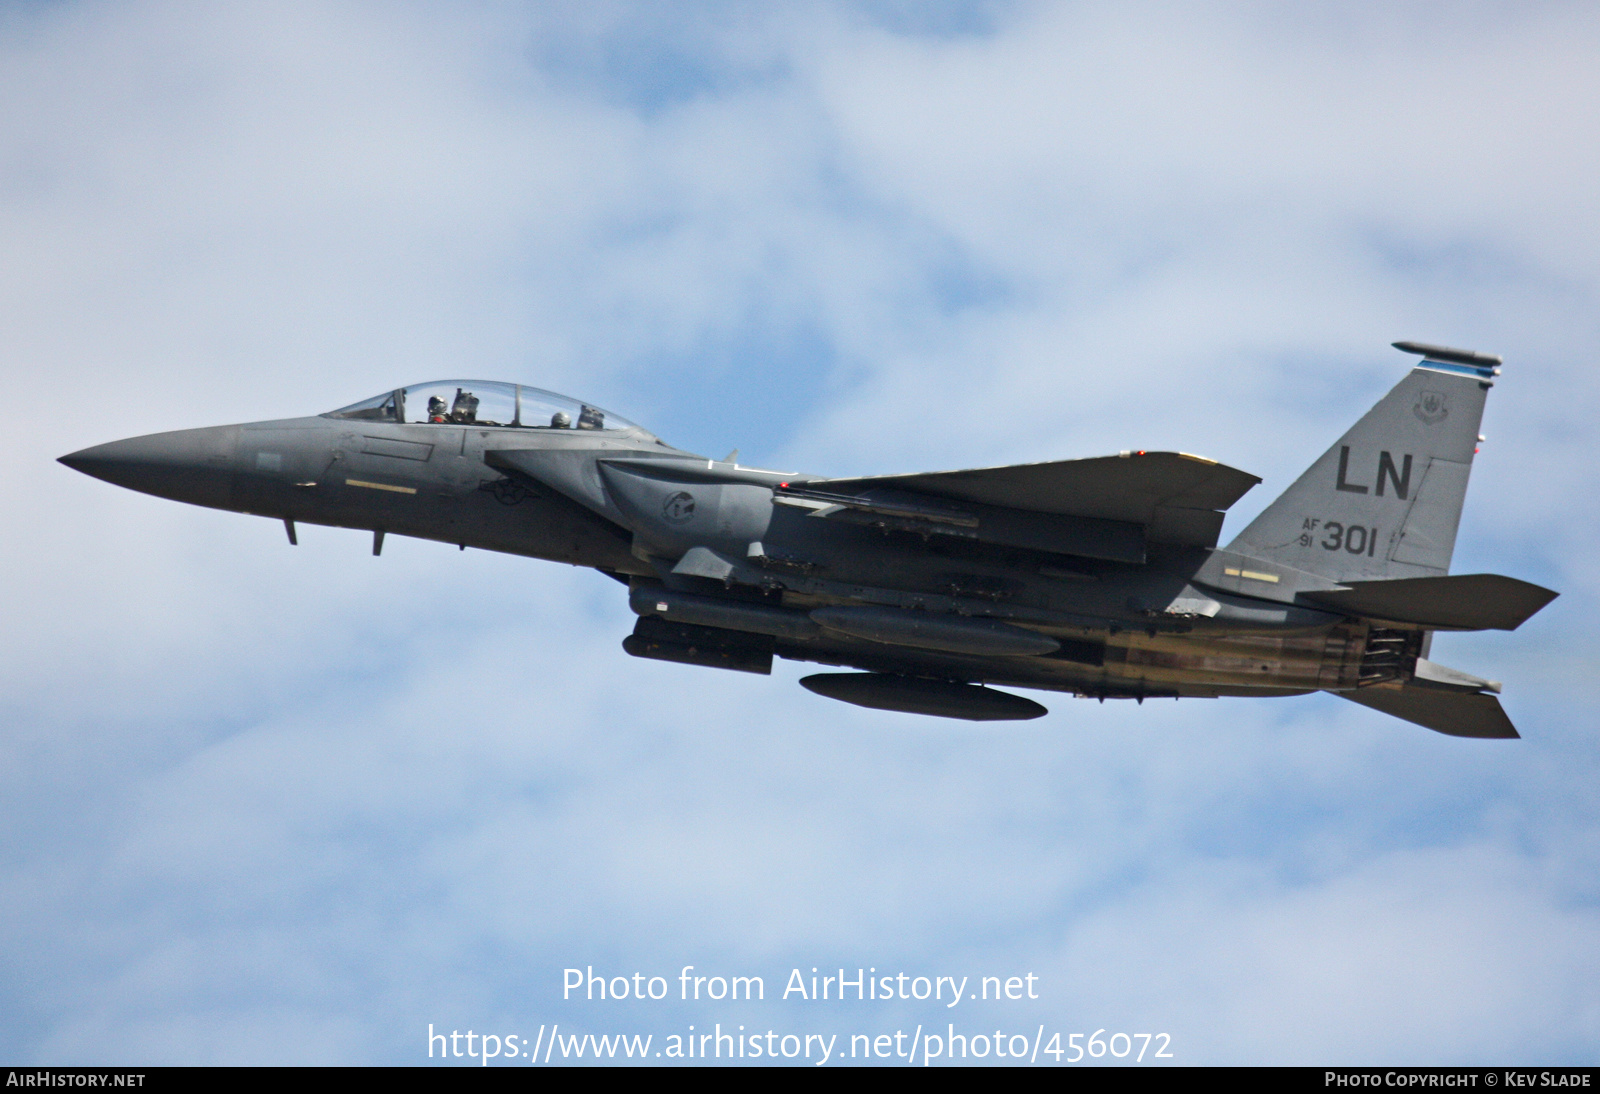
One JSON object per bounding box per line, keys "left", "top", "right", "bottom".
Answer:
{"left": 2, "top": 0, "right": 1598, "bottom": 1066}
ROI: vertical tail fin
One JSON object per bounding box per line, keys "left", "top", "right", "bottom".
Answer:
{"left": 1227, "top": 343, "right": 1498, "bottom": 582}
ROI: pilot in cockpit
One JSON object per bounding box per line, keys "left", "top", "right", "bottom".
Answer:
{"left": 427, "top": 395, "right": 448, "bottom": 423}
{"left": 550, "top": 411, "right": 571, "bottom": 428}
{"left": 450, "top": 388, "right": 479, "bottom": 424}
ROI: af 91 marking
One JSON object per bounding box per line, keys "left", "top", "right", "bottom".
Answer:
{"left": 1299, "top": 518, "right": 1380, "bottom": 556}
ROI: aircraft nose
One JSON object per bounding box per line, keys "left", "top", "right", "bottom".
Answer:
{"left": 59, "top": 425, "right": 239, "bottom": 510}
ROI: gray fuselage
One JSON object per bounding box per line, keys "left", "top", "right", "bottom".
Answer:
{"left": 61, "top": 408, "right": 1366, "bottom": 703}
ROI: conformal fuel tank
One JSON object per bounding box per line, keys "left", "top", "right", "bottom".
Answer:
{"left": 809, "top": 606, "right": 1060, "bottom": 657}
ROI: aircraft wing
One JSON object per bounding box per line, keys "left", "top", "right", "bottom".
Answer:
{"left": 811, "top": 451, "right": 1261, "bottom": 548}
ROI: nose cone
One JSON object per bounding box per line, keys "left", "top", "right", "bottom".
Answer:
{"left": 60, "top": 425, "right": 239, "bottom": 510}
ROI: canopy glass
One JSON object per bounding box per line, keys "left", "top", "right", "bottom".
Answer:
{"left": 326, "top": 381, "right": 641, "bottom": 432}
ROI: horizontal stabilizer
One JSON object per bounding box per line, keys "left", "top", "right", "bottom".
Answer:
{"left": 1338, "top": 685, "right": 1518, "bottom": 739}
{"left": 1301, "top": 573, "right": 1557, "bottom": 630}
{"left": 813, "top": 452, "right": 1259, "bottom": 547}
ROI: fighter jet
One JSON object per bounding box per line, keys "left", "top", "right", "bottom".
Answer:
{"left": 60, "top": 342, "right": 1555, "bottom": 737}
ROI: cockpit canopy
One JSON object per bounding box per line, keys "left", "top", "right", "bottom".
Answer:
{"left": 325, "top": 381, "right": 643, "bottom": 433}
